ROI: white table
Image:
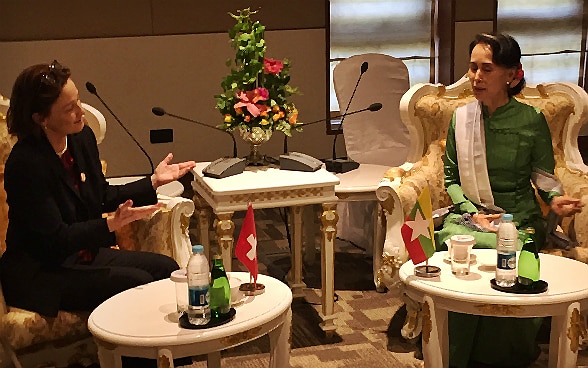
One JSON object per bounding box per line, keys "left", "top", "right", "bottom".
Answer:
{"left": 88, "top": 272, "right": 292, "bottom": 368}
{"left": 191, "top": 163, "right": 340, "bottom": 333}
{"left": 399, "top": 249, "right": 588, "bottom": 368}
{"left": 334, "top": 163, "right": 390, "bottom": 291}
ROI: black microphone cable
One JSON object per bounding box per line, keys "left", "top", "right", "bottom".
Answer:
{"left": 85, "top": 82, "right": 154, "bottom": 175}
{"left": 152, "top": 107, "right": 238, "bottom": 158}
{"left": 332, "top": 61, "right": 369, "bottom": 160}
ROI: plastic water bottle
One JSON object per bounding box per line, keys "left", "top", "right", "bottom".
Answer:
{"left": 209, "top": 255, "right": 231, "bottom": 318}
{"left": 187, "top": 244, "right": 211, "bottom": 325}
{"left": 495, "top": 214, "right": 518, "bottom": 287}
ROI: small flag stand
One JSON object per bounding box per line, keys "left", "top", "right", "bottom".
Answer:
{"left": 401, "top": 187, "right": 441, "bottom": 278}
{"left": 235, "top": 202, "right": 265, "bottom": 295}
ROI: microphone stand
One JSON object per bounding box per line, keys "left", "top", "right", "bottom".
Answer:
{"left": 86, "top": 82, "right": 154, "bottom": 175}
{"left": 282, "top": 103, "right": 381, "bottom": 155}
{"left": 153, "top": 109, "right": 238, "bottom": 158}
{"left": 324, "top": 62, "right": 370, "bottom": 173}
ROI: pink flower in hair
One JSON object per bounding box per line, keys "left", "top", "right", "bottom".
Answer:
{"left": 515, "top": 62, "right": 524, "bottom": 80}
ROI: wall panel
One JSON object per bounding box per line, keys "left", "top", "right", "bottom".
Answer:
{"left": 0, "top": 1, "right": 328, "bottom": 177}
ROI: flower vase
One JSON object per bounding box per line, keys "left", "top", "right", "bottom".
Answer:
{"left": 238, "top": 127, "right": 275, "bottom": 166}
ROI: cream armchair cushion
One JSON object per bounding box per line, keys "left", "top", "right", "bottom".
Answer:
{"left": 375, "top": 77, "right": 588, "bottom": 290}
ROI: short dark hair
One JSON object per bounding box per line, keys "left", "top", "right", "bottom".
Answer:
{"left": 469, "top": 33, "right": 525, "bottom": 96}
{"left": 7, "top": 61, "right": 71, "bottom": 140}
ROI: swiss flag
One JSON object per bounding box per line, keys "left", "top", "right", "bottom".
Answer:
{"left": 235, "top": 203, "right": 258, "bottom": 283}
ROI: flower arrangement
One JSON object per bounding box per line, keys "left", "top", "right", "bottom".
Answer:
{"left": 215, "top": 8, "right": 301, "bottom": 138}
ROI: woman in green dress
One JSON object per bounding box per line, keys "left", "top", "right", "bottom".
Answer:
{"left": 437, "top": 33, "right": 583, "bottom": 367}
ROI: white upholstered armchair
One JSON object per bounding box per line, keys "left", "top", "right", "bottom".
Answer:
{"left": 0, "top": 96, "right": 194, "bottom": 367}
{"left": 375, "top": 76, "right": 588, "bottom": 295}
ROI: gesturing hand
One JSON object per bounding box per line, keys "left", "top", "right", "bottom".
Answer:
{"left": 550, "top": 195, "right": 584, "bottom": 217}
{"left": 106, "top": 199, "right": 164, "bottom": 232}
{"left": 151, "top": 153, "right": 197, "bottom": 189}
{"left": 472, "top": 213, "right": 501, "bottom": 232}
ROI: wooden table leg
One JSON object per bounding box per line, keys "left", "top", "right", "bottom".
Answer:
{"left": 287, "top": 205, "right": 306, "bottom": 298}
{"left": 95, "top": 338, "right": 120, "bottom": 368}
{"left": 206, "top": 351, "right": 221, "bottom": 368}
{"left": 157, "top": 348, "right": 174, "bottom": 368}
{"left": 422, "top": 295, "right": 447, "bottom": 368}
{"left": 192, "top": 193, "right": 212, "bottom": 258}
{"left": 269, "top": 308, "right": 292, "bottom": 368}
{"left": 215, "top": 212, "right": 235, "bottom": 272}
{"left": 373, "top": 202, "right": 386, "bottom": 292}
{"left": 319, "top": 202, "right": 337, "bottom": 334}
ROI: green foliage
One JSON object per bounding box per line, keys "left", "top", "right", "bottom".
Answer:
{"left": 214, "top": 8, "right": 301, "bottom": 136}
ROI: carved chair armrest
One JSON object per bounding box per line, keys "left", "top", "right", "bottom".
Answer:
{"left": 376, "top": 142, "right": 450, "bottom": 291}
{"left": 115, "top": 195, "right": 195, "bottom": 268}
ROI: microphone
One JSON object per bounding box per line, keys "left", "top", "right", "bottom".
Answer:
{"left": 325, "top": 61, "right": 370, "bottom": 173}
{"left": 278, "top": 102, "right": 381, "bottom": 173}
{"left": 85, "top": 82, "right": 154, "bottom": 175}
{"left": 151, "top": 107, "right": 238, "bottom": 158}
{"left": 283, "top": 102, "right": 382, "bottom": 154}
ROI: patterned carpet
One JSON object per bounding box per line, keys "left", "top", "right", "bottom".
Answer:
{"left": 181, "top": 206, "right": 588, "bottom": 368}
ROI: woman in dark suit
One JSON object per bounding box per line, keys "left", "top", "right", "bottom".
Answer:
{"left": 0, "top": 61, "right": 197, "bottom": 318}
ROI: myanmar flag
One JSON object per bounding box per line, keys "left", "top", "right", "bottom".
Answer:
{"left": 401, "top": 186, "right": 436, "bottom": 264}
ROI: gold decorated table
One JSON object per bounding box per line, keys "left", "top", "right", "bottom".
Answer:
{"left": 88, "top": 272, "right": 292, "bottom": 368}
{"left": 399, "top": 249, "right": 588, "bottom": 368}
{"left": 191, "top": 163, "right": 340, "bottom": 333}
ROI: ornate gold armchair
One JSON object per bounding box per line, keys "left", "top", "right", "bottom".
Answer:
{"left": 375, "top": 76, "right": 588, "bottom": 293}
{"left": 0, "top": 95, "right": 194, "bottom": 367}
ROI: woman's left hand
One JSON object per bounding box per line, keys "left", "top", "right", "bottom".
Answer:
{"left": 151, "top": 153, "right": 197, "bottom": 189}
{"left": 550, "top": 195, "right": 584, "bottom": 217}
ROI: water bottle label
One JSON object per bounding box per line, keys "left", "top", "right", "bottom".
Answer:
{"left": 188, "top": 286, "right": 209, "bottom": 307}
{"left": 497, "top": 253, "right": 516, "bottom": 270}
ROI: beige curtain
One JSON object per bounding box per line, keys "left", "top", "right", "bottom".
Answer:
{"left": 329, "top": 0, "right": 434, "bottom": 111}
{"left": 497, "top": 0, "right": 584, "bottom": 85}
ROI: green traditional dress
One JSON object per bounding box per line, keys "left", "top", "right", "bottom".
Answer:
{"left": 437, "top": 98, "right": 561, "bottom": 367}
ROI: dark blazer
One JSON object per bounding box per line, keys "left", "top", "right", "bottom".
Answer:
{"left": 0, "top": 125, "right": 157, "bottom": 316}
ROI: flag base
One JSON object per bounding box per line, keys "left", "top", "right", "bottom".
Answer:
{"left": 239, "top": 283, "right": 266, "bottom": 296}
{"left": 414, "top": 265, "right": 441, "bottom": 278}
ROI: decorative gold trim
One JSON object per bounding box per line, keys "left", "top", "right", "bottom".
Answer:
{"left": 180, "top": 213, "right": 190, "bottom": 235}
{"left": 221, "top": 326, "right": 263, "bottom": 346}
{"left": 229, "top": 187, "right": 328, "bottom": 205}
{"left": 473, "top": 304, "right": 525, "bottom": 316}
{"left": 216, "top": 213, "right": 234, "bottom": 251}
{"left": 320, "top": 203, "right": 338, "bottom": 242}
{"left": 381, "top": 194, "right": 395, "bottom": 215}
{"left": 376, "top": 253, "right": 404, "bottom": 289}
{"left": 567, "top": 307, "right": 587, "bottom": 353}
{"left": 422, "top": 300, "right": 432, "bottom": 344}
{"left": 157, "top": 354, "right": 172, "bottom": 368}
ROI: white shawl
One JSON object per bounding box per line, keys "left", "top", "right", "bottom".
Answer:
{"left": 454, "top": 102, "right": 500, "bottom": 210}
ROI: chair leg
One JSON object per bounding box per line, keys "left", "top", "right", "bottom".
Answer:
{"left": 373, "top": 202, "right": 386, "bottom": 292}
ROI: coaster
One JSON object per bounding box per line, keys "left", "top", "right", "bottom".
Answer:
{"left": 178, "top": 308, "right": 236, "bottom": 329}
{"left": 414, "top": 265, "right": 441, "bottom": 278}
{"left": 490, "top": 279, "right": 548, "bottom": 294}
{"left": 239, "top": 283, "right": 266, "bottom": 296}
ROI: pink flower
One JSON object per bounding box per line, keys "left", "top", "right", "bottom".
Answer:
{"left": 264, "top": 58, "right": 284, "bottom": 74}
{"left": 234, "top": 89, "right": 269, "bottom": 117}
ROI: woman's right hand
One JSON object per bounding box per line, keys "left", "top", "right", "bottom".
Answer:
{"left": 106, "top": 199, "right": 164, "bottom": 232}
